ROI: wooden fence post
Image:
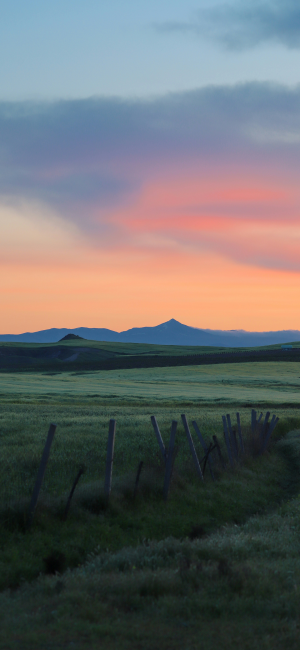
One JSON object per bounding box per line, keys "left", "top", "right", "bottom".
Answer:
{"left": 236, "top": 413, "right": 244, "bottom": 454}
{"left": 226, "top": 414, "right": 238, "bottom": 459}
{"left": 261, "top": 412, "right": 270, "bottom": 441}
{"left": 151, "top": 416, "right": 166, "bottom": 463}
{"left": 192, "top": 420, "right": 215, "bottom": 481}
{"left": 260, "top": 416, "right": 279, "bottom": 454}
{"left": 251, "top": 409, "right": 257, "bottom": 435}
{"left": 104, "top": 419, "right": 116, "bottom": 499}
{"left": 222, "top": 416, "right": 234, "bottom": 467}
{"left": 181, "top": 414, "right": 203, "bottom": 481}
{"left": 163, "top": 421, "right": 177, "bottom": 500}
{"left": 27, "top": 423, "right": 56, "bottom": 529}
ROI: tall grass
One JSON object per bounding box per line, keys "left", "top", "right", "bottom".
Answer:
{"left": 2, "top": 489, "right": 300, "bottom": 649}
{"left": 0, "top": 397, "right": 296, "bottom": 509}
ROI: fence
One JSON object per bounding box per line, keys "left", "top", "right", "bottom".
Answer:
{"left": 25, "top": 408, "right": 279, "bottom": 527}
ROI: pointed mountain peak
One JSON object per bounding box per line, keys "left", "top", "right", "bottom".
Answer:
{"left": 156, "top": 318, "right": 184, "bottom": 330}
{"left": 159, "top": 318, "right": 183, "bottom": 327}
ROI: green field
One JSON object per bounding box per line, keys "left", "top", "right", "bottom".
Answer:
{"left": 1, "top": 354, "right": 300, "bottom": 648}
{"left": 1, "top": 360, "right": 300, "bottom": 403}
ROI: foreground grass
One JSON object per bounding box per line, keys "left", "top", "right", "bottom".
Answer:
{"left": 0, "top": 444, "right": 290, "bottom": 591}
{"left": 2, "top": 479, "right": 300, "bottom": 649}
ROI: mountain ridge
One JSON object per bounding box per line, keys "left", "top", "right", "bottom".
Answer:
{"left": 1, "top": 319, "right": 300, "bottom": 347}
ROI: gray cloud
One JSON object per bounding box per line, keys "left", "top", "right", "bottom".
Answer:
{"left": 156, "top": 0, "right": 300, "bottom": 50}
{"left": 1, "top": 82, "right": 300, "bottom": 230}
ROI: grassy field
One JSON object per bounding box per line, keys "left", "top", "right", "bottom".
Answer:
{"left": 0, "top": 361, "right": 299, "bottom": 507}
{"left": 1, "top": 360, "right": 300, "bottom": 402}
{"left": 1, "top": 358, "right": 300, "bottom": 648}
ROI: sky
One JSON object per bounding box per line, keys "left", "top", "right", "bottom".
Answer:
{"left": 1, "top": 0, "right": 300, "bottom": 333}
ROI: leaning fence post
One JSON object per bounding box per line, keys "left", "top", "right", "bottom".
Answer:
{"left": 236, "top": 413, "right": 244, "bottom": 454}
{"left": 261, "top": 412, "right": 270, "bottom": 441}
{"left": 260, "top": 416, "right": 279, "bottom": 454}
{"left": 222, "top": 416, "right": 234, "bottom": 468}
{"left": 192, "top": 420, "right": 215, "bottom": 481}
{"left": 27, "top": 423, "right": 56, "bottom": 529}
{"left": 202, "top": 443, "right": 214, "bottom": 477}
{"left": 163, "top": 421, "right": 177, "bottom": 500}
{"left": 151, "top": 416, "right": 166, "bottom": 464}
{"left": 181, "top": 414, "right": 203, "bottom": 481}
{"left": 104, "top": 419, "right": 116, "bottom": 499}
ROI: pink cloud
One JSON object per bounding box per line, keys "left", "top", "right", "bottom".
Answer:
{"left": 100, "top": 170, "right": 300, "bottom": 271}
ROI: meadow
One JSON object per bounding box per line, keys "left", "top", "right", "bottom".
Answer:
{"left": 1, "top": 358, "right": 300, "bottom": 648}
{"left": 0, "top": 361, "right": 299, "bottom": 506}
{"left": 1, "top": 360, "right": 300, "bottom": 402}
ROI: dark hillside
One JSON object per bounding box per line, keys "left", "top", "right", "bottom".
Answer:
{"left": 1, "top": 341, "right": 300, "bottom": 372}
{"left": 59, "top": 334, "right": 85, "bottom": 341}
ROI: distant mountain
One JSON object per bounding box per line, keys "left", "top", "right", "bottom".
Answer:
{"left": 1, "top": 319, "right": 300, "bottom": 347}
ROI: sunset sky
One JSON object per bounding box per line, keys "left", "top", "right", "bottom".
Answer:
{"left": 1, "top": 0, "right": 300, "bottom": 333}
